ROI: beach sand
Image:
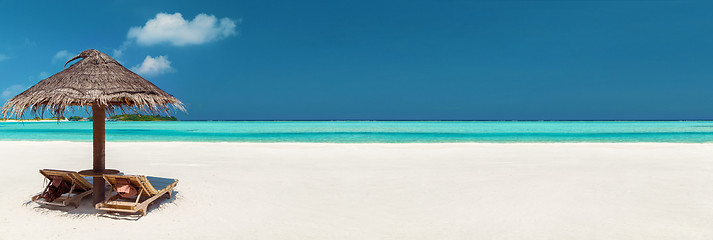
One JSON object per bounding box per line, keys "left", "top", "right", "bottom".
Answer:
{"left": 1, "top": 142, "right": 713, "bottom": 239}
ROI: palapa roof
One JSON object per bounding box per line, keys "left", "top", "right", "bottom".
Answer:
{"left": 1, "top": 49, "right": 185, "bottom": 118}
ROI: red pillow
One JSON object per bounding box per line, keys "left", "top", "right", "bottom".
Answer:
{"left": 116, "top": 178, "right": 138, "bottom": 198}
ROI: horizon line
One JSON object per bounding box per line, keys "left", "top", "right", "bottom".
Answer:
{"left": 6, "top": 119, "right": 713, "bottom": 122}
{"left": 176, "top": 119, "right": 713, "bottom": 122}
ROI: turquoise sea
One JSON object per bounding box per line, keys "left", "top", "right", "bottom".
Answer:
{"left": 2, "top": 121, "right": 713, "bottom": 143}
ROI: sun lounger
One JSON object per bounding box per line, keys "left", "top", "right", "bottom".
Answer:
{"left": 95, "top": 174, "right": 178, "bottom": 216}
{"left": 31, "top": 169, "right": 94, "bottom": 208}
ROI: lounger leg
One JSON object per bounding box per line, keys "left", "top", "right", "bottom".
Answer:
{"left": 34, "top": 179, "right": 51, "bottom": 202}
{"left": 66, "top": 184, "right": 76, "bottom": 207}
{"left": 134, "top": 189, "right": 143, "bottom": 205}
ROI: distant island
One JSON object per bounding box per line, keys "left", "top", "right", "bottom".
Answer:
{"left": 65, "top": 114, "right": 178, "bottom": 121}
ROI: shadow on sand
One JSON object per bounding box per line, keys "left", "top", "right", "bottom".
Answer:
{"left": 26, "top": 190, "right": 181, "bottom": 221}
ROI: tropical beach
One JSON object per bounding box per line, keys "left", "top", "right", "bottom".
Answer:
{"left": 2, "top": 121, "right": 713, "bottom": 239}
{"left": 3, "top": 0, "right": 713, "bottom": 239}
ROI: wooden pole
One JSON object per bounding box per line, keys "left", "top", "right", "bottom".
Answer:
{"left": 92, "top": 103, "right": 106, "bottom": 204}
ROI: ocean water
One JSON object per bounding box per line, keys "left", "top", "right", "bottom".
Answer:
{"left": 1, "top": 121, "right": 713, "bottom": 143}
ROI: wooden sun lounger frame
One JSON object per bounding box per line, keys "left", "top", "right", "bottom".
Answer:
{"left": 31, "top": 169, "right": 93, "bottom": 208}
{"left": 96, "top": 175, "right": 178, "bottom": 216}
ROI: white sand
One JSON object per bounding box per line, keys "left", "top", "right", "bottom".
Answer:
{"left": 1, "top": 142, "right": 713, "bottom": 239}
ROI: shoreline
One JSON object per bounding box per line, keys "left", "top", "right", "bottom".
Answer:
{"left": 3, "top": 121, "right": 713, "bottom": 143}
{"left": 2, "top": 140, "right": 713, "bottom": 145}
{"left": 4, "top": 119, "right": 713, "bottom": 122}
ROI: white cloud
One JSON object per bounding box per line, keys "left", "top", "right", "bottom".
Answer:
{"left": 127, "top": 12, "right": 237, "bottom": 46}
{"left": 113, "top": 41, "right": 131, "bottom": 59}
{"left": 1, "top": 84, "right": 27, "bottom": 99}
{"left": 53, "top": 50, "right": 76, "bottom": 62}
{"left": 25, "top": 72, "right": 51, "bottom": 83}
{"left": 131, "top": 55, "right": 174, "bottom": 76}
{"left": 2, "top": 72, "right": 47, "bottom": 101}
{"left": 38, "top": 72, "right": 50, "bottom": 79}
{"left": 0, "top": 54, "right": 8, "bottom": 61}
{"left": 113, "top": 49, "right": 124, "bottom": 58}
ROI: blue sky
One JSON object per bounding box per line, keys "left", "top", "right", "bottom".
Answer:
{"left": 1, "top": 0, "right": 713, "bottom": 120}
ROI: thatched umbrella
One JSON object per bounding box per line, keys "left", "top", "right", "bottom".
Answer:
{"left": 1, "top": 49, "right": 184, "bottom": 203}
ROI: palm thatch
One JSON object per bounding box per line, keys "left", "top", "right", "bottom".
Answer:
{"left": 1, "top": 49, "right": 185, "bottom": 119}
